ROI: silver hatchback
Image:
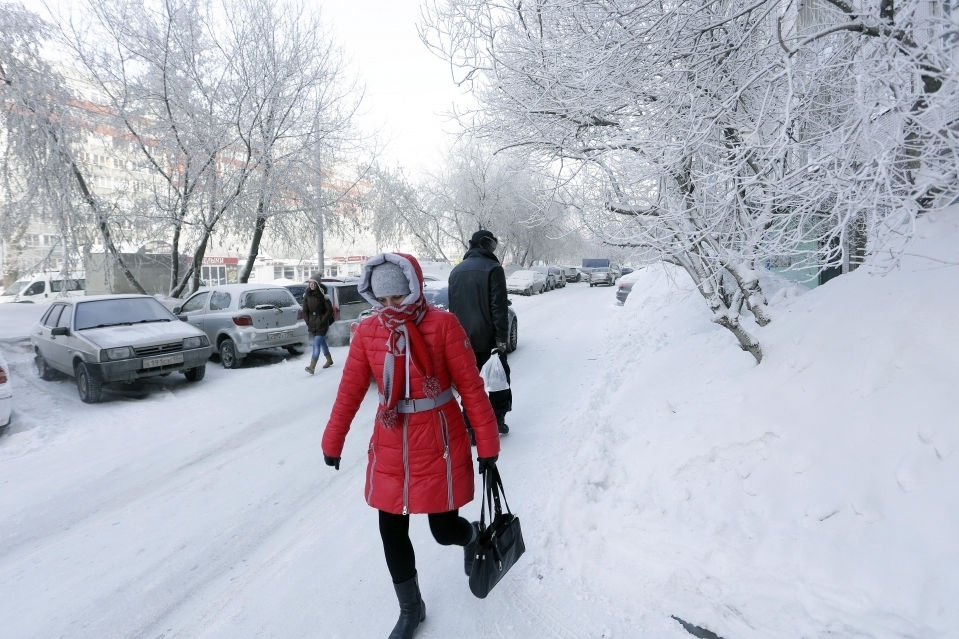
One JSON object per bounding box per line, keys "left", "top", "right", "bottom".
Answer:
{"left": 174, "top": 284, "right": 309, "bottom": 369}
{"left": 31, "top": 294, "right": 213, "bottom": 403}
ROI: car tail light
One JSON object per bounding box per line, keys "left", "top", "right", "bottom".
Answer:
{"left": 332, "top": 300, "right": 340, "bottom": 321}
{"left": 0, "top": 365, "right": 6, "bottom": 384}
{"left": 297, "top": 309, "right": 305, "bottom": 321}
{"left": 232, "top": 315, "right": 253, "bottom": 326}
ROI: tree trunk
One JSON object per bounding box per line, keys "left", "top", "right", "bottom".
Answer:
{"left": 2, "top": 218, "right": 30, "bottom": 288}
{"left": 169, "top": 215, "right": 183, "bottom": 293}
{"left": 239, "top": 214, "right": 266, "bottom": 283}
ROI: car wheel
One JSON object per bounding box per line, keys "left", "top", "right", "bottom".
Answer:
{"left": 75, "top": 362, "right": 102, "bottom": 404}
{"left": 285, "top": 346, "right": 302, "bottom": 356}
{"left": 184, "top": 365, "right": 206, "bottom": 381}
{"left": 219, "top": 339, "right": 241, "bottom": 369}
{"left": 508, "top": 318, "right": 518, "bottom": 353}
{"left": 36, "top": 352, "right": 56, "bottom": 381}
{"left": 525, "top": 288, "right": 531, "bottom": 296}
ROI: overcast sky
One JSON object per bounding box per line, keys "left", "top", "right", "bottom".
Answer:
{"left": 314, "top": 0, "right": 474, "bottom": 174}
{"left": 23, "top": 0, "right": 475, "bottom": 175}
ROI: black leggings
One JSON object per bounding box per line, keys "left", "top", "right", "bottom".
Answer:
{"left": 378, "top": 509, "right": 473, "bottom": 583}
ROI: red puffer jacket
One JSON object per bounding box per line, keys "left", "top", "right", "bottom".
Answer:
{"left": 322, "top": 258, "right": 500, "bottom": 515}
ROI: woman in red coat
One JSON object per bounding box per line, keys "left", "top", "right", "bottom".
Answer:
{"left": 322, "top": 253, "right": 500, "bottom": 639}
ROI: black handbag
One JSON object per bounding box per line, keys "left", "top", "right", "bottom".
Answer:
{"left": 468, "top": 465, "right": 526, "bottom": 599}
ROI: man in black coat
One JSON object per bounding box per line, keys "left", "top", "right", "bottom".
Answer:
{"left": 449, "top": 229, "right": 511, "bottom": 436}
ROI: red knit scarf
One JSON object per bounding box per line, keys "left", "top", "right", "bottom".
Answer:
{"left": 375, "top": 297, "right": 440, "bottom": 428}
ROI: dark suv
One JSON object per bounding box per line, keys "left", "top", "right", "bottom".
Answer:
{"left": 325, "top": 281, "right": 372, "bottom": 346}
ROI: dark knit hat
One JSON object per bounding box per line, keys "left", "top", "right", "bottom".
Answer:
{"left": 370, "top": 262, "right": 411, "bottom": 298}
{"left": 308, "top": 272, "right": 326, "bottom": 292}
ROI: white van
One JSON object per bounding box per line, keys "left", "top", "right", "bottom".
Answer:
{"left": 0, "top": 271, "right": 86, "bottom": 303}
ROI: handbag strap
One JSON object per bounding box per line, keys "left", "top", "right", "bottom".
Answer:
{"left": 479, "top": 465, "right": 513, "bottom": 533}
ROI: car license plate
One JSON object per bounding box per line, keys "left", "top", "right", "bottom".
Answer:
{"left": 268, "top": 330, "right": 294, "bottom": 340}
{"left": 142, "top": 353, "right": 184, "bottom": 368}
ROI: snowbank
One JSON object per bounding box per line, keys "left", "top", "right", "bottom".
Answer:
{"left": 549, "top": 207, "right": 959, "bottom": 638}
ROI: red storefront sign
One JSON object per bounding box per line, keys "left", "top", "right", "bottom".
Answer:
{"left": 187, "top": 256, "right": 239, "bottom": 265}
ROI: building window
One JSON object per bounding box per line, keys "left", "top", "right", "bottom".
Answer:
{"left": 201, "top": 265, "right": 227, "bottom": 286}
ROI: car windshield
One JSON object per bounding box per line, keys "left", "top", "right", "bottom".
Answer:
{"left": 240, "top": 289, "right": 297, "bottom": 309}
{"left": 510, "top": 271, "right": 535, "bottom": 280}
{"left": 592, "top": 268, "right": 609, "bottom": 273}
{"left": 75, "top": 297, "right": 176, "bottom": 330}
{"left": 1, "top": 280, "right": 28, "bottom": 296}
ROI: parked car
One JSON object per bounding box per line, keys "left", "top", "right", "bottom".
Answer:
{"left": 506, "top": 270, "right": 546, "bottom": 296}
{"left": 588, "top": 267, "right": 616, "bottom": 287}
{"left": 421, "top": 281, "right": 519, "bottom": 352}
{"left": 0, "top": 350, "right": 10, "bottom": 428}
{"left": 561, "top": 266, "right": 583, "bottom": 283}
{"left": 530, "top": 266, "right": 565, "bottom": 290}
{"left": 324, "top": 281, "right": 373, "bottom": 346}
{"left": 620, "top": 267, "right": 634, "bottom": 276}
{"left": 31, "top": 294, "right": 213, "bottom": 403}
{"left": 610, "top": 264, "right": 623, "bottom": 279}
{"left": 0, "top": 270, "right": 86, "bottom": 304}
{"left": 174, "top": 284, "right": 308, "bottom": 369}
{"left": 284, "top": 283, "right": 308, "bottom": 304}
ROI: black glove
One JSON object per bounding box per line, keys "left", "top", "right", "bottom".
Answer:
{"left": 477, "top": 456, "right": 498, "bottom": 474}
{"left": 324, "top": 455, "right": 340, "bottom": 470}
{"left": 494, "top": 342, "right": 508, "bottom": 354}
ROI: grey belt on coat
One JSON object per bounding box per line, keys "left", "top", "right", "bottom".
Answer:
{"left": 395, "top": 388, "right": 455, "bottom": 414}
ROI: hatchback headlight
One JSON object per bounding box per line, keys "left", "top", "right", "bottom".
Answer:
{"left": 103, "top": 346, "right": 133, "bottom": 361}
{"left": 183, "top": 336, "right": 205, "bottom": 349}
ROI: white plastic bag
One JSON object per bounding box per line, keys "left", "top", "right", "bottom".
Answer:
{"left": 480, "top": 351, "right": 510, "bottom": 392}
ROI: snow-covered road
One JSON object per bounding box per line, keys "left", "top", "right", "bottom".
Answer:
{"left": 0, "top": 284, "right": 677, "bottom": 639}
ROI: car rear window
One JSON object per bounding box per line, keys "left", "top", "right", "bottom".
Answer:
{"left": 335, "top": 285, "right": 366, "bottom": 306}
{"left": 75, "top": 298, "right": 176, "bottom": 330}
{"left": 240, "top": 289, "right": 297, "bottom": 309}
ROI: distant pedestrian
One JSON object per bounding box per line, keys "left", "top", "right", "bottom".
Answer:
{"left": 448, "top": 229, "right": 512, "bottom": 436}
{"left": 302, "top": 275, "right": 333, "bottom": 374}
{"left": 322, "top": 253, "right": 500, "bottom": 639}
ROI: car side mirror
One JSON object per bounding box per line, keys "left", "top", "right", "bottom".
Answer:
{"left": 177, "top": 315, "right": 188, "bottom": 322}
{"left": 51, "top": 326, "right": 69, "bottom": 336}
{"left": 172, "top": 306, "right": 181, "bottom": 314}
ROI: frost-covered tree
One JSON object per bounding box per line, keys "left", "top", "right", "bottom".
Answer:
{"left": 368, "top": 142, "right": 582, "bottom": 265}
{"left": 1, "top": 2, "right": 148, "bottom": 293}
{"left": 423, "top": 0, "right": 959, "bottom": 362}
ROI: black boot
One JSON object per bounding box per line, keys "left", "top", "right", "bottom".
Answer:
{"left": 389, "top": 573, "right": 425, "bottom": 639}
{"left": 496, "top": 414, "right": 509, "bottom": 435}
{"left": 463, "top": 521, "right": 480, "bottom": 576}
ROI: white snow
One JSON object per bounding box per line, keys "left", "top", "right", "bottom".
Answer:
{"left": 0, "top": 210, "right": 956, "bottom": 637}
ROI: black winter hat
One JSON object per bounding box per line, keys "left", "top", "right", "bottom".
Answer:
{"left": 469, "top": 229, "right": 498, "bottom": 249}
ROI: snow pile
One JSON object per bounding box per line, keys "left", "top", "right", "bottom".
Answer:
{"left": 547, "top": 207, "right": 959, "bottom": 638}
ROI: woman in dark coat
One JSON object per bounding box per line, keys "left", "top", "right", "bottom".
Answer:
{"left": 302, "top": 274, "right": 334, "bottom": 373}
{"left": 322, "top": 253, "right": 500, "bottom": 639}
